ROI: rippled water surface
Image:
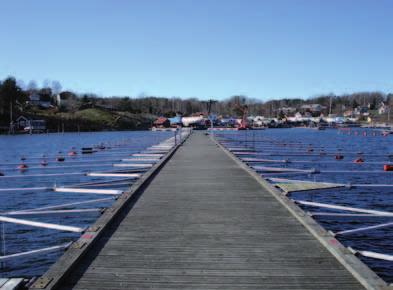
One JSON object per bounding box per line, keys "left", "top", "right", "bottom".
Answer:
{"left": 0, "top": 131, "right": 172, "bottom": 278}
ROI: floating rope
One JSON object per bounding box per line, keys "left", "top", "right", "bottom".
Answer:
{"left": 5, "top": 197, "right": 115, "bottom": 214}
{"left": 0, "top": 187, "right": 50, "bottom": 192}
{"left": 335, "top": 221, "right": 393, "bottom": 236}
{"left": 0, "top": 242, "right": 72, "bottom": 261}
{"left": 0, "top": 172, "right": 85, "bottom": 179}
{"left": 0, "top": 216, "right": 84, "bottom": 233}
{"left": 310, "top": 212, "right": 393, "bottom": 217}
{"left": 54, "top": 187, "right": 123, "bottom": 195}
{"left": 268, "top": 178, "right": 393, "bottom": 188}
{"left": 4, "top": 208, "right": 102, "bottom": 216}
{"left": 87, "top": 173, "right": 141, "bottom": 178}
{"left": 113, "top": 163, "right": 153, "bottom": 168}
{"left": 350, "top": 248, "right": 393, "bottom": 262}
{"left": 295, "top": 200, "right": 393, "bottom": 216}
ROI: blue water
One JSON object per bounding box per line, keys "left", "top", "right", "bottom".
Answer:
{"left": 216, "top": 128, "right": 393, "bottom": 283}
{"left": 0, "top": 131, "right": 172, "bottom": 278}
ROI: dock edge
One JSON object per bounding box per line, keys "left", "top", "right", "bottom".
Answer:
{"left": 211, "top": 133, "right": 391, "bottom": 290}
{"left": 29, "top": 131, "right": 192, "bottom": 290}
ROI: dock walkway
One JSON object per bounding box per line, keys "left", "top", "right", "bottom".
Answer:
{"left": 45, "top": 132, "right": 365, "bottom": 289}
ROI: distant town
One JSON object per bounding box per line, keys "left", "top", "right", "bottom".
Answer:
{"left": 0, "top": 76, "right": 392, "bottom": 133}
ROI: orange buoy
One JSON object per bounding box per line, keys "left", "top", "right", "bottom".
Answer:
{"left": 335, "top": 154, "right": 344, "bottom": 160}
{"left": 354, "top": 158, "right": 364, "bottom": 163}
{"left": 384, "top": 164, "right": 393, "bottom": 171}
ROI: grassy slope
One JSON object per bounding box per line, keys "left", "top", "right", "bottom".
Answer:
{"left": 30, "top": 108, "right": 155, "bottom": 131}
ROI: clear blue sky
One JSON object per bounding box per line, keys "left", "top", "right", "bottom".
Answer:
{"left": 1, "top": 0, "right": 392, "bottom": 100}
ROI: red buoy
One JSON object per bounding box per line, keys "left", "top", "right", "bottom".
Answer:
{"left": 354, "top": 158, "right": 364, "bottom": 163}
{"left": 335, "top": 154, "right": 344, "bottom": 160}
{"left": 18, "top": 163, "right": 28, "bottom": 170}
{"left": 384, "top": 164, "right": 393, "bottom": 171}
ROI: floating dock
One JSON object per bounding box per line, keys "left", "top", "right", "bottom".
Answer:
{"left": 30, "top": 132, "right": 387, "bottom": 289}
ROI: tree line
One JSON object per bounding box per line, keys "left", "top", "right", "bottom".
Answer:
{"left": 1, "top": 76, "right": 392, "bottom": 126}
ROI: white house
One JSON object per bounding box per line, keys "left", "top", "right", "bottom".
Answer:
{"left": 27, "top": 94, "right": 52, "bottom": 108}
{"left": 15, "top": 115, "right": 30, "bottom": 130}
{"left": 182, "top": 115, "right": 204, "bottom": 127}
{"left": 378, "top": 102, "right": 389, "bottom": 114}
{"left": 15, "top": 115, "right": 46, "bottom": 131}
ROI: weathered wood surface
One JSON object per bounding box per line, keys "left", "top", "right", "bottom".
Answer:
{"left": 274, "top": 181, "right": 344, "bottom": 193}
{"left": 56, "top": 132, "right": 365, "bottom": 289}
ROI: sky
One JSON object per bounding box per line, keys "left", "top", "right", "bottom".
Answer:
{"left": 0, "top": 0, "right": 393, "bottom": 100}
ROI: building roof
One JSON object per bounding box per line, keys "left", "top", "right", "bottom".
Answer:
{"left": 28, "top": 94, "right": 40, "bottom": 101}
{"left": 168, "top": 116, "right": 182, "bottom": 124}
{"left": 153, "top": 117, "right": 169, "bottom": 125}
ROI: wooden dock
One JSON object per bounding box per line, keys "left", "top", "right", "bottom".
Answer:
{"left": 31, "top": 132, "right": 386, "bottom": 289}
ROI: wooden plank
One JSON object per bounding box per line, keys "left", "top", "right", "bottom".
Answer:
{"left": 32, "top": 132, "right": 379, "bottom": 289}
{"left": 274, "top": 181, "right": 344, "bottom": 193}
{"left": 29, "top": 131, "right": 191, "bottom": 290}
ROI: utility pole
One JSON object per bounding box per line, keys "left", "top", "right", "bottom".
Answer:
{"left": 9, "top": 100, "right": 14, "bottom": 135}
{"left": 207, "top": 99, "right": 217, "bottom": 131}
